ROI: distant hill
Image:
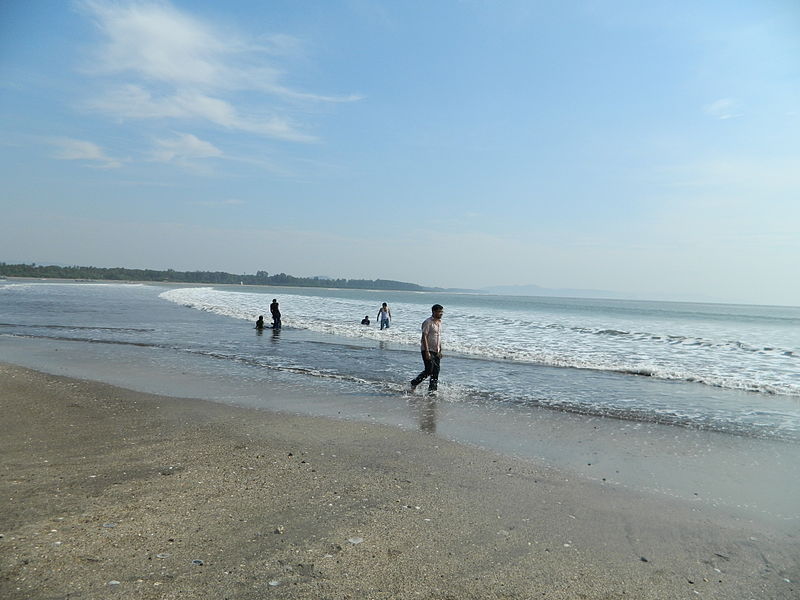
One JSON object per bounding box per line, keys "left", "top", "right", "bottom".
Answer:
{"left": 0, "top": 263, "right": 430, "bottom": 292}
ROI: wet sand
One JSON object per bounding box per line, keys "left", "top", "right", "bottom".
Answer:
{"left": 1, "top": 363, "right": 797, "bottom": 599}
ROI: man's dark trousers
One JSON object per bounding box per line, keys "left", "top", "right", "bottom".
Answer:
{"left": 411, "top": 351, "right": 441, "bottom": 392}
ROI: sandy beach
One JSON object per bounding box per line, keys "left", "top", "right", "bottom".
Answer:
{"left": 1, "top": 363, "right": 797, "bottom": 599}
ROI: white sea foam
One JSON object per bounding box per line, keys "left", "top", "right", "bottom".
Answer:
{"left": 159, "top": 287, "right": 800, "bottom": 398}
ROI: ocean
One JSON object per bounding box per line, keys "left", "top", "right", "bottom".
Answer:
{"left": 1, "top": 280, "right": 799, "bottom": 439}
{"left": 2, "top": 280, "right": 799, "bottom": 522}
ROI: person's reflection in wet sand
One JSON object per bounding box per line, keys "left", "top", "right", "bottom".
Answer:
{"left": 271, "top": 327, "right": 281, "bottom": 342}
{"left": 409, "top": 395, "right": 437, "bottom": 433}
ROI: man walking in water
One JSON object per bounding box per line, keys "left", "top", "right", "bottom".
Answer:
{"left": 270, "top": 299, "right": 281, "bottom": 329}
{"left": 410, "top": 304, "right": 444, "bottom": 393}
{"left": 377, "top": 302, "right": 392, "bottom": 330}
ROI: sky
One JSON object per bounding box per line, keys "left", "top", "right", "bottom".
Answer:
{"left": 1, "top": 0, "right": 799, "bottom": 305}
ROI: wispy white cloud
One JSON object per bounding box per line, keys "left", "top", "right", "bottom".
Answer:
{"left": 187, "top": 198, "right": 245, "bottom": 207}
{"left": 49, "top": 137, "right": 122, "bottom": 168}
{"left": 658, "top": 156, "right": 800, "bottom": 191}
{"left": 77, "top": 0, "right": 360, "bottom": 140}
{"left": 88, "top": 85, "right": 313, "bottom": 140}
{"left": 151, "top": 132, "right": 222, "bottom": 164}
{"left": 704, "top": 98, "right": 743, "bottom": 120}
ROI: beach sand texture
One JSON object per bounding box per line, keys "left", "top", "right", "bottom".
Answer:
{"left": 1, "top": 363, "right": 797, "bottom": 599}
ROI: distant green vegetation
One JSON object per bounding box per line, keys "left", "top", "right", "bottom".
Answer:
{"left": 0, "top": 263, "right": 430, "bottom": 291}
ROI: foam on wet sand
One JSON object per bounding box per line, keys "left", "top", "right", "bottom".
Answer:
{"left": 0, "top": 363, "right": 797, "bottom": 599}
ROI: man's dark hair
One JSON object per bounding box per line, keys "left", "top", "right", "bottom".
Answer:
{"left": 432, "top": 304, "right": 444, "bottom": 311}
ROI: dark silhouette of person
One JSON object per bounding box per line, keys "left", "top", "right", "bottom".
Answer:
{"left": 255, "top": 315, "right": 265, "bottom": 330}
{"left": 361, "top": 315, "right": 370, "bottom": 325}
{"left": 270, "top": 299, "right": 282, "bottom": 329}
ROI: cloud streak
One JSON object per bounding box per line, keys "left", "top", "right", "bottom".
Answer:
{"left": 77, "top": 0, "right": 359, "bottom": 141}
{"left": 151, "top": 132, "right": 222, "bottom": 165}
{"left": 704, "top": 98, "right": 743, "bottom": 120}
{"left": 187, "top": 198, "right": 245, "bottom": 207}
{"left": 49, "top": 137, "right": 122, "bottom": 168}
{"left": 87, "top": 85, "right": 316, "bottom": 141}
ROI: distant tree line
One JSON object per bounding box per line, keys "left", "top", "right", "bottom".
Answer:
{"left": 0, "top": 262, "right": 429, "bottom": 291}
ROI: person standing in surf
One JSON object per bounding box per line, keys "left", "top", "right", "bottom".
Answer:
{"left": 270, "top": 299, "right": 281, "bottom": 329}
{"left": 410, "top": 304, "right": 444, "bottom": 393}
{"left": 255, "top": 315, "right": 265, "bottom": 330}
{"left": 377, "top": 302, "right": 392, "bottom": 330}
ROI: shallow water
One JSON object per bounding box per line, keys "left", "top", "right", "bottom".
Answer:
{"left": 3, "top": 281, "right": 799, "bottom": 439}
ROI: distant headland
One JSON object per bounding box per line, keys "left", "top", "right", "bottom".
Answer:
{"left": 0, "top": 263, "right": 433, "bottom": 292}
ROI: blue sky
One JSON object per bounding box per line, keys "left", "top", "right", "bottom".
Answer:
{"left": 1, "top": 1, "right": 798, "bottom": 305}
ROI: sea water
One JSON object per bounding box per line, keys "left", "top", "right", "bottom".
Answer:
{"left": 2, "top": 280, "right": 799, "bottom": 522}
{"left": 1, "top": 280, "right": 799, "bottom": 440}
